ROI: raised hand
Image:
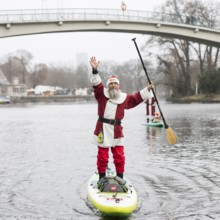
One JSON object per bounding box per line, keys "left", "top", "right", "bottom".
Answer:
{"left": 89, "top": 56, "right": 100, "bottom": 69}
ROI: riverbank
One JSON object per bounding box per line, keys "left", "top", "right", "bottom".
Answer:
{"left": 4, "top": 94, "right": 220, "bottom": 104}
{"left": 10, "top": 95, "right": 95, "bottom": 104}
{"left": 167, "top": 94, "right": 220, "bottom": 103}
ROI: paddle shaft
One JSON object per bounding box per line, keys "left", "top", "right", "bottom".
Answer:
{"left": 132, "top": 38, "right": 168, "bottom": 128}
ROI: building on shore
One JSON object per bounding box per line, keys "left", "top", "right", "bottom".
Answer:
{"left": 0, "top": 69, "right": 28, "bottom": 98}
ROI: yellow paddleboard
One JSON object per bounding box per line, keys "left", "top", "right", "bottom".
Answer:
{"left": 87, "top": 169, "right": 138, "bottom": 216}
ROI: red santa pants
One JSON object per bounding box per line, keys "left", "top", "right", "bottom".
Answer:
{"left": 97, "top": 146, "right": 125, "bottom": 174}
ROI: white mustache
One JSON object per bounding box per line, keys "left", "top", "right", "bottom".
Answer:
{"left": 108, "top": 88, "right": 120, "bottom": 99}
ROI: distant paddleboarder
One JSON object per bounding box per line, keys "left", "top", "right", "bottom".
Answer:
{"left": 145, "top": 97, "right": 156, "bottom": 122}
{"left": 146, "top": 97, "right": 162, "bottom": 123}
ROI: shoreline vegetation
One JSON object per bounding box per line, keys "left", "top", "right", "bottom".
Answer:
{"left": 10, "top": 95, "right": 95, "bottom": 104}
{"left": 2, "top": 94, "right": 220, "bottom": 104}
{"left": 167, "top": 94, "right": 220, "bottom": 103}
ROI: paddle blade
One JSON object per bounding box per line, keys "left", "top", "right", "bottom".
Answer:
{"left": 166, "top": 127, "right": 178, "bottom": 145}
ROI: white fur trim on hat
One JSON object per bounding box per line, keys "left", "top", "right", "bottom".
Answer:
{"left": 106, "top": 76, "right": 120, "bottom": 87}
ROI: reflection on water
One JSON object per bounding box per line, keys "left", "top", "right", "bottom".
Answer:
{"left": 0, "top": 102, "right": 220, "bottom": 220}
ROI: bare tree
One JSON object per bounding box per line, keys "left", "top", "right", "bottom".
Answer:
{"left": 29, "top": 63, "right": 48, "bottom": 88}
{"left": 143, "top": 0, "right": 220, "bottom": 96}
{"left": 16, "top": 50, "right": 33, "bottom": 84}
{"left": 0, "top": 54, "right": 14, "bottom": 83}
{"left": 73, "top": 64, "right": 89, "bottom": 89}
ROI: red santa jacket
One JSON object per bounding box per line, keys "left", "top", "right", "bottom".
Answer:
{"left": 93, "top": 81, "right": 151, "bottom": 139}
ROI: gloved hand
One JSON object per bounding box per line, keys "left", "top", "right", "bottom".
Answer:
{"left": 92, "top": 68, "right": 98, "bottom": 74}
{"left": 90, "top": 56, "right": 100, "bottom": 74}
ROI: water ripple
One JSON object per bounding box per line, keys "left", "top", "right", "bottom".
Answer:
{"left": 0, "top": 103, "right": 220, "bottom": 219}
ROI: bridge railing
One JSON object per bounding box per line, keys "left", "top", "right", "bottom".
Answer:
{"left": 0, "top": 8, "right": 219, "bottom": 30}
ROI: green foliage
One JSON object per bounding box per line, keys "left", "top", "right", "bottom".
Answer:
{"left": 199, "top": 68, "right": 220, "bottom": 93}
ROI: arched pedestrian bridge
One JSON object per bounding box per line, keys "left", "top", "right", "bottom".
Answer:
{"left": 0, "top": 8, "right": 220, "bottom": 46}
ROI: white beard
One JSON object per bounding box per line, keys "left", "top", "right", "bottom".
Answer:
{"left": 108, "top": 88, "right": 120, "bottom": 99}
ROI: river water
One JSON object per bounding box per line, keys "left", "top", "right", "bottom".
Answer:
{"left": 0, "top": 102, "right": 220, "bottom": 220}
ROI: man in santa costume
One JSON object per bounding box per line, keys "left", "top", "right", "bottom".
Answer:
{"left": 89, "top": 56, "right": 153, "bottom": 180}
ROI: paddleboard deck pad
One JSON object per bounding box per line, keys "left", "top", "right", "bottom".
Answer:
{"left": 142, "top": 121, "right": 163, "bottom": 127}
{"left": 87, "top": 169, "right": 138, "bottom": 216}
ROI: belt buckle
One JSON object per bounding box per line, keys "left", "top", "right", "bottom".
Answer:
{"left": 109, "top": 119, "right": 115, "bottom": 125}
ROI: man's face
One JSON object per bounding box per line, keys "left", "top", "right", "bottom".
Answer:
{"left": 108, "top": 82, "right": 119, "bottom": 90}
{"left": 108, "top": 82, "right": 120, "bottom": 99}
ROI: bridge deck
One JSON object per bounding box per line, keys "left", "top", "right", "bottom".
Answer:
{"left": 0, "top": 8, "right": 219, "bottom": 30}
{"left": 0, "top": 8, "right": 219, "bottom": 46}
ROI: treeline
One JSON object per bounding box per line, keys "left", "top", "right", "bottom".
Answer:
{"left": 0, "top": 50, "right": 153, "bottom": 94}
{"left": 1, "top": 0, "right": 220, "bottom": 97}
{"left": 142, "top": 0, "right": 220, "bottom": 96}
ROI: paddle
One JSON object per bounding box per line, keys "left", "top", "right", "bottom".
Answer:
{"left": 132, "top": 38, "right": 178, "bottom": 145}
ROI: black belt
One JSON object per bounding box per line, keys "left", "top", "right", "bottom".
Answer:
{"left": 98, "top": 117, "right": 121, "bottom": 125}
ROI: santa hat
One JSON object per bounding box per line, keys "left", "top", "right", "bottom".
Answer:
{"left": 154, "top": 112, "right": 160, "bottom": 117}
{"left": 106, "top": 75, "right": 120, "bottom": 87}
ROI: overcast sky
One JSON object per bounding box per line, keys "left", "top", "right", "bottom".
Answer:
{"left": 0, "top": 0, "right": 167, "bottom": 65}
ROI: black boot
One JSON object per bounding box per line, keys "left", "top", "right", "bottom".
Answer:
{"left": 97, "top": 173, "right": 106, "bottom": 190}
{"left": 99, "top": 172, "right": 106, "bottom": 180}
{"left": 117, "top": 173, "right": 123, "bottom": 179}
